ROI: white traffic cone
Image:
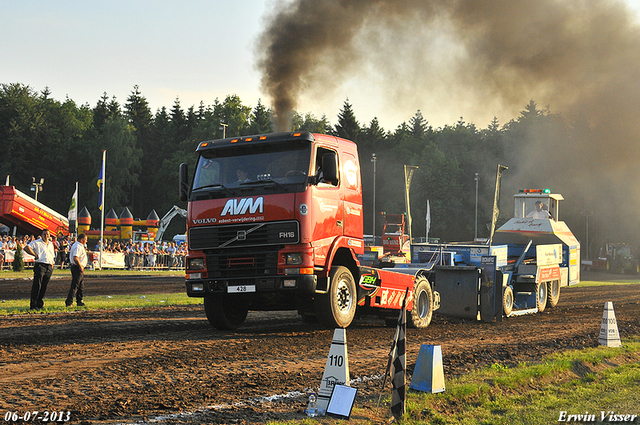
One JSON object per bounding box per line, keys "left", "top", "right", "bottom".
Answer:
{"left": 598, "top": 302, "right": 622, "bottom": 347}
{"left": 410, "top": 344, "right": 445, "bottom": 393}
{"left": 316, "top": 328, "right": 350, "bottom": 414}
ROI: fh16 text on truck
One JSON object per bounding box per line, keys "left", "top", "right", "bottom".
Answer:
{"left": 179, "top": 132, "right": 580, "bottom": 330}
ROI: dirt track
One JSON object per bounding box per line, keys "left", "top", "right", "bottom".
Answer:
{"left": 1, "top": 272, "right": 639, "bottom": 424}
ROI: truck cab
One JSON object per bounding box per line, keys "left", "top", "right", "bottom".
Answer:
{"left": 180, "top": 132, "right": 440, "bottom": 331}
{"left": 180, "top": 132, "right": 366, "bottom": 329}
{"left": 512, "top": 188, "right": 562, "bottom": 220}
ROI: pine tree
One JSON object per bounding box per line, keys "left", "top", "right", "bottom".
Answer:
{"left": 124, "top": 85, "right": 154, "bottom": 214}
{"left": 487, "top": 116, "right": 500, "bottom": 133}
{"left": 93, "top": 92, "right": 121, "bottom": 131}
{"left": 124, "top": 85, "right": 153, "bottom": 137}
{"left": 334, "top": 99, "right": 360, "bottom": 142}
{"left": 409, "top": 110, "right": 430, "bottom": 141}
{"left": 185, "top": 106, "right": 197, "bottom": 138}
{"left": 249, "top": 99, "right": 272, "bottom": 134}
{"left": 170, "top": 97, "right": 188, "bottom": 143}
{"left": 360, "top": 117, "right": 387, "bottom": 153}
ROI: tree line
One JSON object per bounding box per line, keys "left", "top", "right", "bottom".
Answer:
{"left": 0, "top": 82, "right": 593, "bottom": 248}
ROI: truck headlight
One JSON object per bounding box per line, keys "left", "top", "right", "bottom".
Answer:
{"left": 188, "top": 258, "right": 205, "bottom": 270}
{"left": 285, "top": 253, "right": 303, "bottom": 265}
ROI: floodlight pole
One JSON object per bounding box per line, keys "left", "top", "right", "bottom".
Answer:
{"left": 371, "top": 153, "right": 377, "bottom": 241}
{"left": 474, "top": 173, "right": 479, "bottom": 240}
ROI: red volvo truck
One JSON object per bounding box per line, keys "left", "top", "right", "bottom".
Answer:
{"left": 180, "top": 132, "right": 438, "bottom": 330}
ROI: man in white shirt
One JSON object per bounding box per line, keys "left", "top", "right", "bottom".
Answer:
{"left": 23, "top": 229, "right": 56, "bottom": 310}
{"left": 66, "top": 233, "right": 88, "bottom": 307}
{"left": 526, "top": 201, "right": 552, "bottom": 219}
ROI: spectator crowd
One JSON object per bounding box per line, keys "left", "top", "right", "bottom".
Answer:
{"left": 0, "top": 233, "right": 186, "bottom": 270}
{"left": 96, "top": 239, "right": 187, "bottom": 270}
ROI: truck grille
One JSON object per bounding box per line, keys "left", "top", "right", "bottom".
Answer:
{"left": 189, "top": 221, "right": 299, "bottom": 250}
{"left": 206, "top": 248, "right": 280, "bottom": 278}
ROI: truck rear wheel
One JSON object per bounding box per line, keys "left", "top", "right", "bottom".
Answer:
{"left": 315, "top": 266, "right": 357, "bottom": 329}
{"left": 408, "top": 277, "right": 433, "bottom": 328}
{"left": 503, "top": 286, "right": 514, "bottom": 316}
{"left": 546, "top": 280, "right": 560, "bottom": 308}
{"left": 536, "top": 281, "right": 547, "bottom": 313}
{"left": 204, "top": 295, "right": 249, "bottom": 330}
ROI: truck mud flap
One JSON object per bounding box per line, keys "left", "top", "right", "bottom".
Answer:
{"left": 432, "top": 266, "right": 479, "bottom": 320}
{"left": 479, "top": 267, "right": 503, "bottom": 323}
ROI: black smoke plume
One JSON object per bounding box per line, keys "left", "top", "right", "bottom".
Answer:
{"left": 258, "top": 0, "right": 640, "bottom": 248}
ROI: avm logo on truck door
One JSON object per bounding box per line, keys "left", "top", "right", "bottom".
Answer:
{"left": 221, "top": 197, "right": 264, "bottom": 216}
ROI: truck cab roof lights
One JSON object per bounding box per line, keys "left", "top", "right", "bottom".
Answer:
{"left": 520, "top": 189, "right": 551, "bottom": 194}
{"left": 195, "top": 132, "right": 318, "bottom": 152}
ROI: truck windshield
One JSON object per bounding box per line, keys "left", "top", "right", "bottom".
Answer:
{"left": 192, "top": 139, "right": 312, "bottom": 195}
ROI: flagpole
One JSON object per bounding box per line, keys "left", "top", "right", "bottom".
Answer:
{"left": 74, "top": 181, "right": 78, "bottom": 236}
{"left": 68, "top": 182, "right": 79, "bottom": 236}
{"left": 425, "top": 199, "right": 430, "bottom": 242}
{"left": 99, "top": 150, "right": 106, "bottom": 270}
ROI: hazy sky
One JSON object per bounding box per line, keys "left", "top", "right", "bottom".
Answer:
{"left": 3, "top": 0, "right": 640, "bottom": 130}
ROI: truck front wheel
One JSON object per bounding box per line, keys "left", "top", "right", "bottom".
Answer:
{"left": 315, "top": 266, "right": 357, "bottom": 328}
{"left": 204, "top": 295, "right": 249, "bottom": 330}
{"left": 408, "top": 277, "right": 434, "bottom": 328}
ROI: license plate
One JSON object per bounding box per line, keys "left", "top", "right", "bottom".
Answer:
{"left": 228, "top": 285, "right": 256, "bottom": 293}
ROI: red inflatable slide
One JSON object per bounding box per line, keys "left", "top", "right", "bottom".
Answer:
{"left": 0, "top": 186, "right": 69, "bottom": 235}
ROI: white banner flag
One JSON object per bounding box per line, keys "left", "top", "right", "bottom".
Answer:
{"left": 68, "top": 184, "right": 78, "bottom": 222}
{"left": 425, "top": 200, "right": 431, "bottom": 240}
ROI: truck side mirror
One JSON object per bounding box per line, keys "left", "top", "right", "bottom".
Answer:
{"left": 179, "top": 163, "right": 189, "bottom": 202}
{"left": 321, "top": 152, "right": 338, "bottom": 185}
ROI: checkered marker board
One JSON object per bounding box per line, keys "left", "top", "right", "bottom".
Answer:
{"left": 389, "top": 289, "right": 408, "bottom": 420}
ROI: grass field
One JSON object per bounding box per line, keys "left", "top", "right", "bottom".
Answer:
{"left": 263, "top": 339, "right": 640, "bottom": 425}
{"left": 0, "top": 268, "right": 190, "bottom": 315}
{"left": 0, "top": 293, "right": 201, "bottom": 315}
{"left": 396, "top": 339, "right": 640, "bottom": 425}
{"left": 3, "top": 269, "right": 639, "bottom": 424}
